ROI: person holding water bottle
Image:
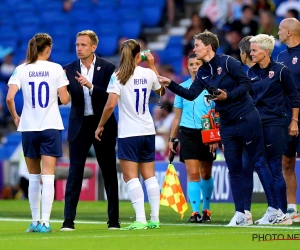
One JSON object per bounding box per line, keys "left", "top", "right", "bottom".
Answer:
{"left": 95, "top": 39, "right": 165, "bottom": 230}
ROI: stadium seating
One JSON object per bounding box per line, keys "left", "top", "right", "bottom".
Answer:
{"left": 141, "top": 6, "right": 163, "bottom": 27}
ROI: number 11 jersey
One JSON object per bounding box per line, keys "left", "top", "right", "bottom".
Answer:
{"left": 107, "top": 66, "right": 161, "bottom": 138}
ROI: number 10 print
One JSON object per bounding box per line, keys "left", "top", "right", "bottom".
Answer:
{"left": 29, "top": 81, "right": 50, "bottom": 108}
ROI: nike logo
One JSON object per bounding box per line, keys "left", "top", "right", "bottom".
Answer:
{"left": 246, "top": 141, "right": 252, "bottom": 145}
{"left": 202, "top": 76, "right": 210, "bottom": 79}
{"left": 266, "top": 144, "right": 272, "bottom": 147}
{"left": 251, "top": 77, "right": 258, "bottom": 80}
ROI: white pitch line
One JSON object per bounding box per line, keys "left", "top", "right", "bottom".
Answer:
{"left": 0, "top": 231, "right": 293, "bottom": 241}
{"left": 0, "top": 217, "right": 299, "bottom": 230}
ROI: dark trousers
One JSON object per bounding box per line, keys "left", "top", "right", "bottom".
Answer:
{"left": 263, "top": 125, "right": 287, "bottom": 213}
{"left": 64, "top": 116, "right": 119, "bottom": 222}
{"left": 220, "top": 109, "right": 278, "bottom": 213}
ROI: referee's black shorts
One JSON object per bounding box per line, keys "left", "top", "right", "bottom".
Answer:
{"left": 179, "top": 126, "right": 216, "bottom": 163}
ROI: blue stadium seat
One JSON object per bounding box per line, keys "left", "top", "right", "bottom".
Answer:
{"left": 0, "top": 29, "right": 18, "bottom": 42}
{"left": 118, "top": 8, "right": 140, "bottom": 20}
{"left": 167, "top": 36, "right": 183, "bottom": 47}
{"left": 40, "top": 11, "right": 67, "bottom": 27}
{"left": 95, "top": 23, "right": 119, "bottom": 35}
{"left": 94, "top": 0, "right": 118, "bottom": 9}
{"left": 4, "top": 0, "right": 24, "bottom": 9}
{"left": 17, "top": 25, "right": 41, "bottom": 43}
{"left": 93, "top": 8, "right": 119, "bottom": 24}
{"left": 15, "top": 16, "right": 41, "bottom": 29}
{"left": 96, "top": 35, "right": 119, "bottom": 57}
{"left": 71, "top": 0, "right": 95, "bottom": 12}
{"left": 50, "top": 52, "right": 77, "bottom": 66}
{"left": 170, "top": 60, "right": 183, "bottom": 75}
{"left": 15, "top": 2, "right": 36, "bottom": 13}
{"left": 49, "top": 24, "right": 73, "bottom": 40}
{"left": 72, "top": 22, "right": 97, "bottom": 37}
{"left": 42, "top": 1, "right": 62, "bottom": 12}
{"left": 0, "top": 40, "right": 18, "bottom": 52}
{"left": 142, "top": 0, "right": 165, "bottom": 9}
{"left": 120, "top": 0, "right": 141, "bottom": 8}
{"left": 51, "top": 37, "right": 72, "bottom": 53}
{"left": 141, "top": 6, "right": 162, "bottom": 27}
{"left": 119, "top": 20, "right": 142, "bottom": 39}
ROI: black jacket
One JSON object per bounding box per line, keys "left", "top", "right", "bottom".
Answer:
{"left": 64, "top": 56, "right": 117, "bottom": 142}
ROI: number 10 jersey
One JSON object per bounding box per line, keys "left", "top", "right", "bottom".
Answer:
{"left": 8, "top": 60, "right": 69, "bottom": 131}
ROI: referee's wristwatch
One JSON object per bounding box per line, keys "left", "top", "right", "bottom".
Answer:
{"left": 168, "top": 137, "right": 176, "bottom": 142}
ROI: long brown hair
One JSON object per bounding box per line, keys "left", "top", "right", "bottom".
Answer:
{"left": 26, "top": 33, "right": 52, "bottom": 64}
{"left": 117, "top": 39, "right": 140, "bottom": 85}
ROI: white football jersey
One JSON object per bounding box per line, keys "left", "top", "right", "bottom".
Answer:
{"left": 8, "top": 60, "right": 69, "bottom": 131}
{"left": 108, "top": 66, "right": 161, "bottom": 138}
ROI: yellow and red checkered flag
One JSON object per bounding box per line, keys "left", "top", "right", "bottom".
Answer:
{"left": 160, "top": 163, "right": 188, "bottom": 218}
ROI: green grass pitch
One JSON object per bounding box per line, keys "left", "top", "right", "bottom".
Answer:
{"left": 0, "top": 200, "right": 299, "bottom": 250}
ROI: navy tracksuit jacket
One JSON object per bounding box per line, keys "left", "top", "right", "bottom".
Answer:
{"left": 168, "top": 54, "right": 279, "bottom": 212}
{"left": 277, "top": 44, "right": 300, "bottom": 156}
{"left": 247, "top": 58, "right": 300, "bottom": 213}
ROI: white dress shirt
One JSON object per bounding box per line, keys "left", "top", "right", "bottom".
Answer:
{"left": 80, "top": 55, "right": 95, "bottom": 116}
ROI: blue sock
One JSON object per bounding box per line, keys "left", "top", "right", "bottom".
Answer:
{"left": 187, "top": 181, "right": 200, "bottom": 213}
{"left": 200, "top": 177, "right": 214, "bottom": 211}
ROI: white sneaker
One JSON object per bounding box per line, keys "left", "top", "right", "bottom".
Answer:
{"left": 244, "top": 210, "right": 253, "bottom": 225}
{"left": 256, "top": 207, "right": 292, "bottom": 225}
{"left": 287, "top": 208, "right": 300, "bottom": 222}
{"left": 274, "top": 209, "right": 292, "bottom": 225}
{"left": 255, "top": 207, "right": 278, "bottom": 225}
{"left": 226, "top": 211, "right": 248, "bottom": 227}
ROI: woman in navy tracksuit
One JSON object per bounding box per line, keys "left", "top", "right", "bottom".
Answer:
{"left": 248, "top": 34, "right": 300, "bottom": 224}
{"left": 158, "top": 30, "right": 287, "bottom": 226}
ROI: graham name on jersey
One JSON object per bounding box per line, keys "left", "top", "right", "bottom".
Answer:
{"left": 134, "top": 78, "right": 147, "bottom": 85}
{"left": 29, "top": 71, "right": 49, "bottom": 77}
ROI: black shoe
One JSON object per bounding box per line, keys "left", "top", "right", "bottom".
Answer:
{"left": 107, "top": 220, "right": 120, "bottom": 230}
{"left": 202, "top": 209, "right": 211, "bottom": 222}
{"left": 187, "top": 212, "right": 202, "bottom": 223}
{"left": 60, "top": 220, "right": 75, "bottom": 231}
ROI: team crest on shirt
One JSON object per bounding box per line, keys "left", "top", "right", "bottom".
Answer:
{"left": 292, "top": 56, "right": 298, "bottom": 64}
{"left": 217, "top": 66, "right": 222, "bottom": 75}
{"left": 269, "top": 71, "right": 274, "bottom": 78}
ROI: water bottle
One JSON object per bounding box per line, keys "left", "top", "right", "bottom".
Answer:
{"left": 201, "top": 115, "right": 211, "bottom": 130}
{"left": 141, "top": 50, "right": 151, "bottom": 61}
{"left": 214, "top": 112, "right": 221, "bottom": 128}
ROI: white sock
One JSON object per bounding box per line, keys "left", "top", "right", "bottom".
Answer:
{"left": 288, "top": 204, "right": 297, "bottom": 211}
{"left": 145, "top": 177, "right": 160, "bottom": 222}
{"left": 28, "top": 174, "right": 41, "bottom": 225}
{"left": 41, "top": 175, "right": 55, "bottom": 227}
{"left": 126, "top": 178, "right": 146, "bottom": 223}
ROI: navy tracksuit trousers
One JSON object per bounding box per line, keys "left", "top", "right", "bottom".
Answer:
{"left": 220, "top": 109, "right": 279, "bottom": 213}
